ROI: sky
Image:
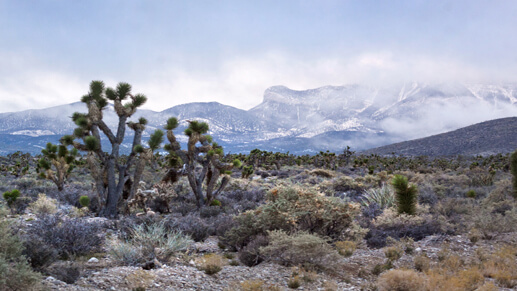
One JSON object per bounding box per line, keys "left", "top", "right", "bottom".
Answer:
{"left": 1, "top": 0, "right": 516, "bottom": 113}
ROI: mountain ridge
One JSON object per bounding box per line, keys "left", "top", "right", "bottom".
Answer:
{"left": 1, "top": 82, "right": 516, "bottom": 155}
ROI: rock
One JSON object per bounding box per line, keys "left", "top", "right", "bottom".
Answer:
{"left": 88, "top": 257, "right": 99, "bottom": 263}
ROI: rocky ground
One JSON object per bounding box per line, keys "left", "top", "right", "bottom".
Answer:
{"left": 39, "top": 232, "right": 517, "bottom": 291}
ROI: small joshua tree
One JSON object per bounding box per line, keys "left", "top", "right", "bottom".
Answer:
{"left": 61, "top": 80, "right": 163, "bottom": 217}
{"left": 391, "top": 174, "right": 418, "bottom": 215}
{"left": 162, "top": 117, "right": 240, "bottom": 207}
{"left": 38, "top": 142, "right": 78, "bottom": 191}
{"left": 2, "top": 189, "right": 20, "bottom": 212}
{"left": 510, "top": 150, "right": 517, "bottom": 198}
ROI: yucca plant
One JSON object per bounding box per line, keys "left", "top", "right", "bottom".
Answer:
{"left": 361, "top": 184, "right": 395, "bottom": 209}
{"left": 391, "top": 175, "right": 418, "bottom": 215}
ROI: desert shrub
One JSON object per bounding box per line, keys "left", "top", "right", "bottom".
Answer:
{"left": 28, "top": 193, "right": 58, "bottom": 215}
{"left": 365, "top": 208, "right": 447, "bottom": 248}
{"left": 197, "top": 253, "right": 225, "bottom": 275}
{"left": 335, "top": 240, "right": 356, "bottom": 257}
{"left": 259, "top": 230, "right": 341, "bottom": 271}
{"left": 238, "top": 235, "right": 269, "bottom": 267}
{"left": 309, "top": 169, "right": 335, "bottom": 178}
{"left": 46, "top": 261, "right": 83, "bottom": 284}
{"left": 108, "top": 221, "right": 192, "bottom": 265}
{"left": 377, "top": 269, "right": 426, "bottom": 291}
{"left": 469, "top": 206, "right": 517, "bottom": 239}
{"left": 2, "top": 189, "right": 20, "bottom": 210}
{"left": 413, "top": 254, "right": 431, "bottom": 272}
{"left": 417, "top": 184, "right": 438, "bottom": 206}
{"left": 383, "top": 246, "right": 403, "bottom": 263}
{"left": 361, "top": 184, "right": 395, "bottom": 209}
{"left": 27, "top": 214, "right": 104, "bottom": 258}
{"left": 170, "top": 201, "right": 198, "bottom": 216}
{"left": 199, "top": 205, "right": 223, "bottom": 218}
{"left": 79, "top": 195, "right": 90, "bottom": 207}
{"left": 22, "top": 237, "right": 59, "bottom": 271}
{"left": 107, "top": 239, "right": 145, "bottom": 266}
{"left": 392, "top": 175, "right": 418, "bottom": 215}
{"left": 481, "top": 246, "right": 517, "bottom": 288}
{"left": 0, "top": 208, "right": 42, "bottom": 290}
{"left": 287, "top": 275, "right": 301, "bottom": 289}
{"left": 221, "top": 187, "right": 357, "bottom": 249}
{"left": 167, "top": 213, "right": 214, "bottom": 242}
{"left": 466, "top": 190, "right": 477, "bottom": 198}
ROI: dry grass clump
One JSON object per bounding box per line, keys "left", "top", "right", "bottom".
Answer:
{"left": 231, "top": 279, "right": 282, "bottom": 291}
{"left": 335, "top": 240, "right": 356, "bottom": 257}
{"left": 260, "top": 230, "right": 342, "bottom": 272}
{"left": 481, "top": 246, "right": 517, "bottom": 288}
{"left": 377, "top": 269, "right": 427, "bottom": 291}
{"left": 197, "top": 253, "right": 225, "bottom": 275}
{"left": 28, "top": 193, "right": 58, "bottom": 215}
{"left": 308, "top": 169, "right": 335, "bottom": 178}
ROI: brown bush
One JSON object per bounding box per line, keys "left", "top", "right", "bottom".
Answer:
{"left": 377, "top": 269, "right": 427, "bottom": 291}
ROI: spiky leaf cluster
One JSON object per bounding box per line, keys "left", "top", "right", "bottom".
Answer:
{"left": 391, "top": 175, "right": 418, "bottom": 215}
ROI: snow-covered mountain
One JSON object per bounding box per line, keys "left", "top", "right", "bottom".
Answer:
{"left": 1, "top": 82, "right": 516, "bottom": 155}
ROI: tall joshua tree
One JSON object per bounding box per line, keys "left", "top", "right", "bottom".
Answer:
{"left": 162, "top": 117, "right": 241, "bottom": 207}
{"left": 61, "top": 80, "right": 163, "bottom": 217}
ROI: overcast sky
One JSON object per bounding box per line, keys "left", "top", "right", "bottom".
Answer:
{"left": 1, "top": 0, "right": 516, "bottom": 113}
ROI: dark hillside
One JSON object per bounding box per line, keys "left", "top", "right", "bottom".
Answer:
{"left": 363, "top": 117, "right": 517, "bottom": 156}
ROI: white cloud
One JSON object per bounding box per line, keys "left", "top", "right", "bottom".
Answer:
{"left": 0, "top": 50, "right": 513, "bottom": 113}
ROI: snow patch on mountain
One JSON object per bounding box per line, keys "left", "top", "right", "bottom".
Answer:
{"left": 11, "top": 130, "right": 55, "bottom": 137}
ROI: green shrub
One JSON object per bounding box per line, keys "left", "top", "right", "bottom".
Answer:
{"left": 79, "top": 195, "right": 90, "bottom": 208}
{"left": 209, "top": 199, "right": 221, "bottom": 206}
{"left": 2, "top": 189, "right": 20, "bottom": 210}
{"left": 0, "top": 208, "right": 42, "bottom": 290}
{"left": 392, "top": 175, "right": 418, "bottom": 215}
{"left": 221, "top": 186, "right": 357, "bottom": 249}
{"left": 466, "top": 190, "right": 477, "bottom": 199}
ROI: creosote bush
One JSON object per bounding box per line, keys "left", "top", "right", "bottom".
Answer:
{"left": 221, "top": 186, "right": 358, "bottom": 250}
{"left": 26, "top": 214, "right": 104, "bottom": 259}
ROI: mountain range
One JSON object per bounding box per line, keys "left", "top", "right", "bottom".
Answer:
{"left": 0, "top": 82, "right": 516, "bottom": 155}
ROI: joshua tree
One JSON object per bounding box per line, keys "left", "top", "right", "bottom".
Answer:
{"left": 162, "top": 117, "right": 240, "bottom": 207}
{"left": 37, "top": 142, "right": 78, "bottom": 191}
{"left": 61, "top": 80, "right": 163, "bottom": 217}
{"left": 392, "top": 174, "right": 418, "bottom": 215}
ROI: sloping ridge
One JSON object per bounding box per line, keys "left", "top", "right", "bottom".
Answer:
{"left": 363, "top": 117, "right": 517, "bottom": 156}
